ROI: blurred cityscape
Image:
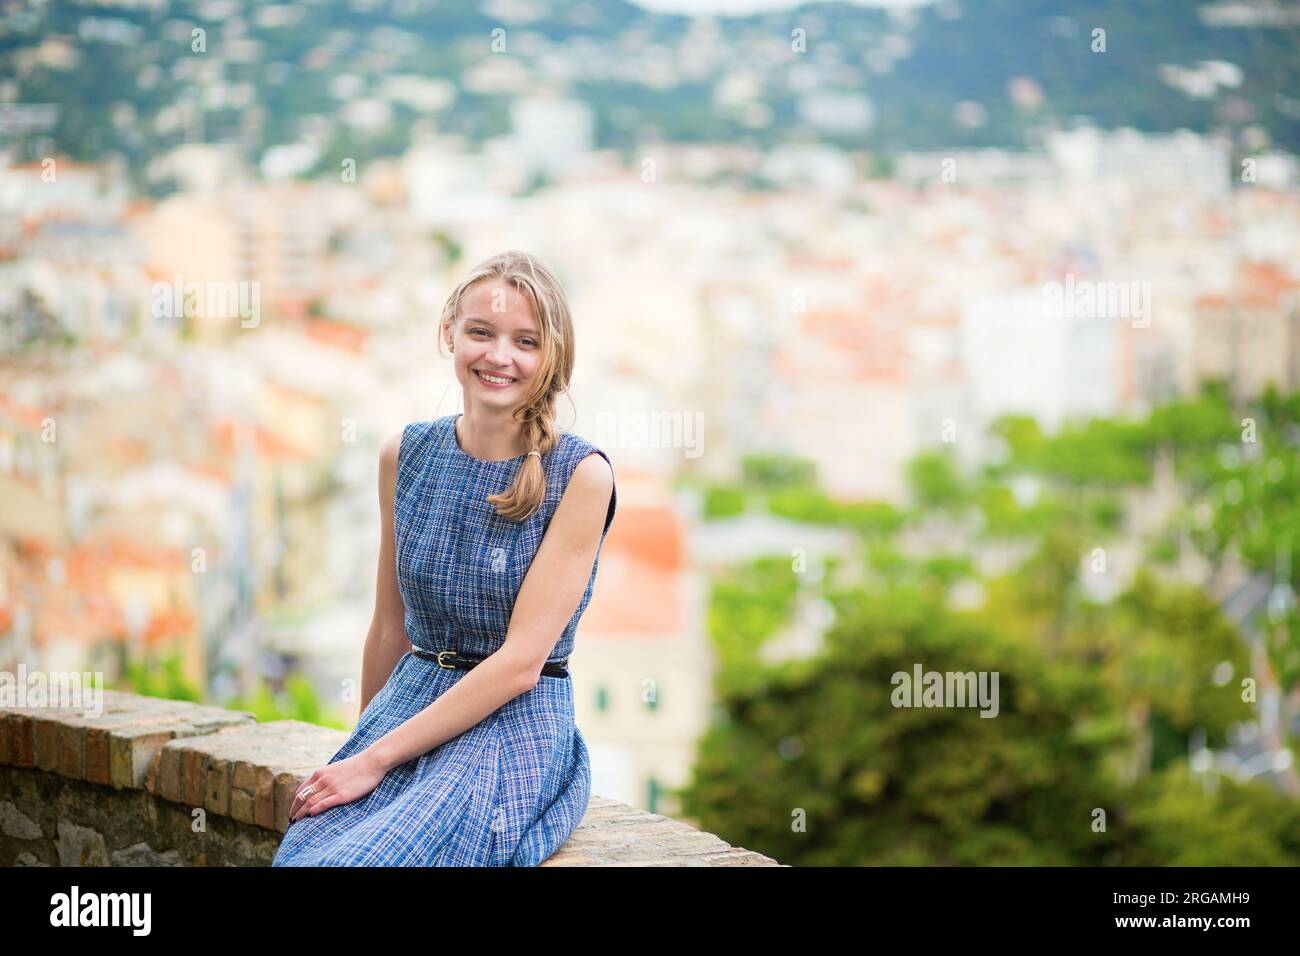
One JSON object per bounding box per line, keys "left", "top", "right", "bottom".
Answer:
{"left": 3, "top": 0, "right": 1300, "bottom": 862}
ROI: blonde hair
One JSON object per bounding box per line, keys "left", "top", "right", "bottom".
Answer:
{"left": 438, "top": 250, "right": 575, "bottom": 522}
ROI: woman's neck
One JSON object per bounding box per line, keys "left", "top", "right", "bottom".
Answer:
{"left": 457, "top": 409, "right": 526, "bottom": 461}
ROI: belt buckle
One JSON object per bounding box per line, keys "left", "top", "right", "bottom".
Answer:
{"left": 436, "top": 650, "right": 457, "bottom": 669}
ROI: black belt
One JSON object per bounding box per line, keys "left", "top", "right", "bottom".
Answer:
{"left": 412, "top": 647, "right": 569, "bottom": 678}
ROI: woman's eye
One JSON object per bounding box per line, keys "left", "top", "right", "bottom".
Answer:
{"left": 470, "top": 329, "right": 533, "bottom": 347}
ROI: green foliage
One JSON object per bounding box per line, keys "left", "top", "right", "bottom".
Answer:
{"left": 1119, "top": 765, "right": 1300, "bottom": 866}
{"left": 15, "top": 0, "right": 1300, "bottom": 182}
{"left": 1145, "top": 386, "right": 1237, "bottom": 462}
{"left": 427, "top": 229, "right": 463, "bottom": 263}
{"left": 1141, "top": 383, "right": 1300, "bottom": 698}
{"left": 864, "top": 538, "right": 910, "bottom": 582}
{"left": 765, "top": 486, "right": 906, "bottom": 535}
{"left": 973, "top": 482, "right": 1071, "bottom": 538}
{"left": 704, "top": 454, "right": 905, "bottom": 532}
{"left": 1000, "top": 416, "right": 1152, "bottom": 487}
{"left": 689, "top": 568, "right": 1294, "bottom": 865}
{"left": 681, "top": 585, "right": 1131, "bottom": 865}
{"left": 706, "top": 557, "right": 800, "bottom": 696}
{"left": 701, "top": 483, "right": 746, "bottom": 519}
{"left": 920, "top": 554, "right": 976, "bottom": 590}
{"left": 766, "top": 486, "right": 841, "bottom": 524}
{"left": 1088, "top": 494, "right": 1126, "bottom": 532}
{"left": 113, "top": 651, "right": 347, "bottom": 730}
{"left": 1143, "top": 526, "right": 1182, "bottom": 565}
{"left": 115, "top": 650, "right": 202, "bottom": 702}
{"left": 690, "top": 380, "right": 1300, "bottom": 865}
{"left": 863, "top": 152, "right": 894, "bottom": 179}
{"left": 225, "top": 674, "right": 348, "bottom": 730}
{"left": 993, "top": 522, "right": 1086, "bottom": 649}
{"left": 740, "top": 453, "right": 817, "bottom": 491}
{"left": 972, "top": 481, "right": 1027, "bottom": 535}
{"left": 906, "top": 448, "right": 967, "bottom": 511}
{"left": 840, "top": 500, "right": 907, "bottom": 536}
{"left": 682, "top": 380, "right": 1300, "bottom": 864}
{"left": 988, "top": 414, "right": 1043, "bottom": 461}
{"left": 1264, "top": 609, "right": 1300, "bottom": 693}
{"left": 1097, "top": 569, "right": 1253, "bottom": 755}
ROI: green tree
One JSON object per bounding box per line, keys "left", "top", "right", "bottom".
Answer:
{"left": 741, "top": 453, "right": 817, "bottom": 491}
{"left": 906, "top": 448, "right": 967, "bottom": 512}
{"left": 701, "top": 483, "right": 746, "bottom": 518}
{"left": 1091, "top": 569, "right": 1253, "bottom": 778}
{"left": 226, "top": 674, "right": 348, "bottom": 730}
{"left": 1120, "top": 765, "right": 1300, "bottom": 865}
{"left": 116, "top": 650, "right": 202, "bottom": 702}
{"left": 680, "top": 584, "right": 1130, "bottom": 865}
{"left": 706, "top": 556, "right": 800, "bottom": 695}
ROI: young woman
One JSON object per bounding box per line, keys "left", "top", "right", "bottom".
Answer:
{"left": 272, "top": 250, "right": 616, "bottom": 866}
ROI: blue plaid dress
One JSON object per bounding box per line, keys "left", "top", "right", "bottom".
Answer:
{"left": 272, "top": 413, "right": 616, "bottom": 866}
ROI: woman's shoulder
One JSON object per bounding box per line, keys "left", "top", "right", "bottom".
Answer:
{"left": 546, "top": 430, "right": 617, "bottom": 535}
{"left": 393, "top": 417, "right": 450, "bottom": 471}
{"left": 549, "top": 429, "right": 611, "bottom": 475}
{"left": 406, "top": 416, "right": 452, "bottom": 444}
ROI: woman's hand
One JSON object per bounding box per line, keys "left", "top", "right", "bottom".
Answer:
{"left": 289, "top": 749, "right": 387, "bottom": 823}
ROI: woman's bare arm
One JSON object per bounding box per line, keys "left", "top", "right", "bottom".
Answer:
{"left": 357, "top": 430, "right": 413, "bottom": 718}
{"left": 363, "top": 452, "right": 614, "bottom": 773}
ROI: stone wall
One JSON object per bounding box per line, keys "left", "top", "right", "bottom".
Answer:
{"left": 1, "top": 690, "right": 781, "bottom": 866}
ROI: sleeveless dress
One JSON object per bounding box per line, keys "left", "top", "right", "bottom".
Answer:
{"left": 272, "top": 413, "right": 616, "bottom": 866}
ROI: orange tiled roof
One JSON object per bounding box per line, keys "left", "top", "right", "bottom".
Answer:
{"left": 604, "top": 503, "right": 684, "bottom": 571}
{"left": 306, "top": 317, "right": 370, "bottom": 354}
{"left": 212, "top": 418, "right": 313, "bottom": 461}
{"left": 3, "top": 532, "right": 199, "bottom": 651}
{"left": 1241, "top": 260, "right": 1300, "bottom": 305}
{"left": 0, "top": 395, "right": 52, "bottom": 431}
{"left": 580, "top": 503, "right": 687, "bottom": 636}
{"left": 802, "top": 311, "right": 908, "bottom": 382}
{"left": 582, "top": 558, "right": 681, "bottom": 636}
{"left": 1195, "top": 261, "right": 1300, "bottom": 310}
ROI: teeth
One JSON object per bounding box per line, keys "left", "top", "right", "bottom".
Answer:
{"left": 477, "top": 371, "right": 514, "bottom": 385}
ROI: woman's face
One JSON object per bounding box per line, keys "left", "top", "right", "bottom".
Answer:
{"left": 447, "top": 280, "right": 543, "bottom": 410}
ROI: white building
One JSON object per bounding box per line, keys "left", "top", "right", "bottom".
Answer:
{"left": 1046, "top": 127, "right": 1232, "bottom": 199}
{"left": 960, "top": 286, "right": 1122, "bottom": 441}
{"left": 508, "top": 94, "right": 595, "bottom": 181}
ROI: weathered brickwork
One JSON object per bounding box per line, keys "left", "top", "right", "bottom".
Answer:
{"left": 1, "top": 690, "right": 782, "bottom": 866}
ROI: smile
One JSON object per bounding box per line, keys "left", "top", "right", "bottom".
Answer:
{"left": 475, "top": 370, "right": 516, "bottom": 386}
